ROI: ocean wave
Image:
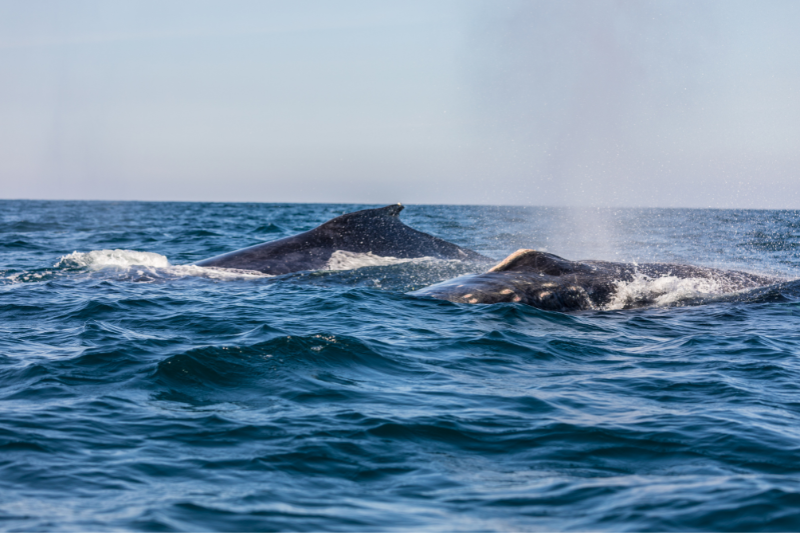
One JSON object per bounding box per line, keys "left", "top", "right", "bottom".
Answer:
{"left": 55, "top": 249, "right": 171, "bottom": 269}
{"left": 0, "top": 240, "right": 41, "bottom": 250}
{"left": 149, "top": 333, "right": 422, "bottom": 407}
{"left": 49, "top": 249, "right": 268, "bottom": 282}
{"left": 6, "top": 201, "right": 800, "bottom": 532}
{"left": 0, "top": 220, "right": 65, "bottom": 233}
{"left": 153, "top": 334, "right": 413, "bottom": 393}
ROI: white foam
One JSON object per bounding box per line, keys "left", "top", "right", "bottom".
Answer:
{"left": 168, "top": 265, "right": 268, "bottom": 280}
{"left": 47, "top": 248, "right": 445, "bottom": 281}
{"left": 55, "top": 249, "right": 170, "bottom": 269}
{"left": 605, "top": 272, "right": 728, "bottom": 310}
{"left": 324, "top": 250, "right": 438, "bottom": 271}
{"left": 53, "top": 249, "right": 269, "bottom": 282}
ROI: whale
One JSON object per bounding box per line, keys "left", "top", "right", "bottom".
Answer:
{"left": 411, "top": 249, "right": 781, "bottom": 311}
{"left": 195, "top": 204, "right": 493, "bottom": 275}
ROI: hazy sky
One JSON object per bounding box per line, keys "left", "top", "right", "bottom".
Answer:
{"left": 1, "top": 0, "right": 799, "bottom": 208}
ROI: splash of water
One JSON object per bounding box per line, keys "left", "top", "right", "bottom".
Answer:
{"left": 605, "top": 271, "right": 729, "bottom": 310}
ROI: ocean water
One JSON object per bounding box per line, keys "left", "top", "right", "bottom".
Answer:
{"left": 2, "top": 200, "right": 800, "bottom": 532}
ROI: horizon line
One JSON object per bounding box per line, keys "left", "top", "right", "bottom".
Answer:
{"left": 0, "top": 197, "right": 796, "bottom": 212}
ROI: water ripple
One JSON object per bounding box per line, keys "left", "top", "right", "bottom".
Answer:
{"left": 2, "top": 200, "right": 800, "bottom": 531}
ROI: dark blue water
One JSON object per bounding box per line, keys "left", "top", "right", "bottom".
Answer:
{"left": 2, "top": 200, "right": 800, "bottom": 531}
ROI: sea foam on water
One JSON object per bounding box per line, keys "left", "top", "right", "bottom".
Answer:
{"left": 55, "top": 249, "right": 171, "bottom": 269}
{"left": 53, "top": 249, "right": 267, "bottom": 281}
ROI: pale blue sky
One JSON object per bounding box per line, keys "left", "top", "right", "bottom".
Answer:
{"left": 1, "top": 0, "right": 799, "bottom": 207}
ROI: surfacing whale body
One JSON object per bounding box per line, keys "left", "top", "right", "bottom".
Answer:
{"left": 195, "top": 204, "right": 491, "bottom": 275}
{"left": 411, "top": 249, "right": 780, "bottom": 311}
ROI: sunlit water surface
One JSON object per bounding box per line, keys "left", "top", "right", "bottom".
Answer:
{"left": 2, "top": 200, "right": 800, "bottom": 531}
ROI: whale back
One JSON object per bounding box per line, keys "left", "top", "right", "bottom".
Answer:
{"left": 412, "top": 248, "right": 781, "bottom": 311}
{"left": 195, "top": 204, "right": 491, "bottom": 275}
{"left": 488, "top": 249, "right": 599, "bottom": 276}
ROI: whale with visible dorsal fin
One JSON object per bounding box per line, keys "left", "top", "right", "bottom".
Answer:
{"left": 195, "top": 204, "right": 492, "bottom": 275}
{"left": 411, "top": 249, "right": 780, "bottom": 311}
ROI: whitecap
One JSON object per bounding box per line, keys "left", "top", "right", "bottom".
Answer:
{"left": 53, "top": 249, "right": 269, "bottom": 282}
{"left": 55, "top": 249, "right": 170, "bottom": 269}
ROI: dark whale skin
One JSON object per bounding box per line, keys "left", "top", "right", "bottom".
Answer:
{"left": 195, "top": 204, "right": 492, "bottom": 275}
{"left": 411, "top": 249, "right": 780, "bottom": 311}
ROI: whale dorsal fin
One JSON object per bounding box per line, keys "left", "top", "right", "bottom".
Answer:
{"left": 326, "top": 204, "right": 405, "bottom": 226}
{"left": 320, "top": 204, "right": 404, "bottom": 230}
{"left": 375, "top": 203, "right": 404, "bottom": 217}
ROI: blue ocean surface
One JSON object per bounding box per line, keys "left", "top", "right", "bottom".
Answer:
{"left": 2, "top": 200, "right": 800, "bottom": 532}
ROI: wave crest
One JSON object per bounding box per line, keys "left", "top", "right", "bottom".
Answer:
{"left": 51, "top": 249, "right": 268, "bottom": 282}
{"left": 55, "top": 249, "right": 170, "bottom": 269}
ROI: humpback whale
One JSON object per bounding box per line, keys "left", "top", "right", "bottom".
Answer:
{"left": 195, "top": 204, "right": 492, "bottom": 275}
{"left": 411, "top": 249, "right": 780, "bottom": 311}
